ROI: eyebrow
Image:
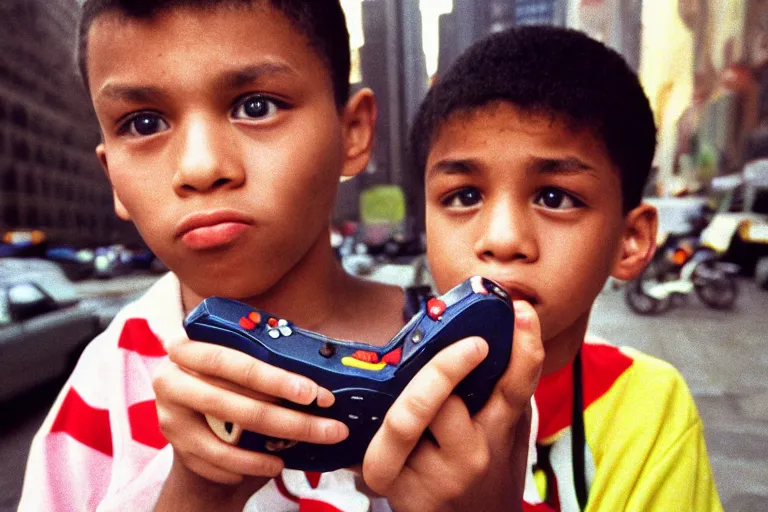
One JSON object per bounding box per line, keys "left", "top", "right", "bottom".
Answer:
{"left": 427, "top": 156, "right": 600, "bottom": 180}
{"left": 219, "top": 62, "right": 298, "bottom": 89}
{"left": 530, "top": 156, "right": 600, "bottom": 178}
{"left": 426, "top": 158, "right": 477, "bottom": 180}
{"left": 97, "top": 84, "right": 170, "bottom": 104}
{"left": 95, "top": 62, "right": 298, "bottom": 104}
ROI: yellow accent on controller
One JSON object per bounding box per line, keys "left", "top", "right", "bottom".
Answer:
{"left": 341, "top": 357, "right": 387, "bottom": 371}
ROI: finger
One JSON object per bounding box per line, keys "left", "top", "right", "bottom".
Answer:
{"left": 362, "top": 336, "right": 488, "bottom": 494}
{"left": 179, "top": 450, "right": 250, "bottom": 485}
{"left": 510, "top": 402, "right": 533, "bottom": 485}
{"left": 372, "top": 465, "right": 440, "bottom": 512}
{"left": 154, "top": 363, "right": 348, "bottom": 445}
{"left": 476, "top": 300, "right": 543, "bottom": 430}
{"left": 425, "top": 395, "right": 485, "bottom": 461}
{"left": 181, "top": 437, "right": 285, "bottom": 481}
{"left": 157, "top": 399, "right": 286, "bottom": 480}
{"left": 402, "top": 396, "right": 489, "bottom": 496}
{"left": 170, "top": 341, "right": 334, "bottom": 407}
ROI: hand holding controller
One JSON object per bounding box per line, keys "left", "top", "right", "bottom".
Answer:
{"left": 183, "top": 276, "right": 514, "bottom": 472}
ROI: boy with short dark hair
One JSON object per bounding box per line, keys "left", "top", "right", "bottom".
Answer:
{"left": 411, "top": 25, "right": 723, "bottom": 511}
{"left": 18, "top": 2, "right": 543, "bottom": 511}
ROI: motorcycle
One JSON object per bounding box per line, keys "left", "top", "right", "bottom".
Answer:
{"left": 625, "top": 223, "right": 740, "bottom": 315}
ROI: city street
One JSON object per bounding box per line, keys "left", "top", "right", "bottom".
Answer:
{"left": 0, "top": 273, "right": 766, "bottom": 511}
{"left": 589, "top": 279, "right": 768, "bottom": 511}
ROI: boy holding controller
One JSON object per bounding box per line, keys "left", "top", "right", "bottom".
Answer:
{"left": 19, "top": 1, "right": 542, "bottom": 511}
{"left": 410, "top": 26, "right": 723, "bottom": 511}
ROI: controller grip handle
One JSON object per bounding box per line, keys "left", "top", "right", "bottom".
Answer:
{"left": 205, "top": 414, "right": 243, "bottom": 445}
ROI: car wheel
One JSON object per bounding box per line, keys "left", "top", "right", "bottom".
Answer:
{"left": 624, "top": 278, "right": 669, "bottom": 315}
{"left": 694, "top": 263, "right": 738, "bottom": 309}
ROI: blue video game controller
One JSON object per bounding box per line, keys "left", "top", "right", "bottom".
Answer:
{"left": 183, "top": 276, "right": 514, "bottom": 472}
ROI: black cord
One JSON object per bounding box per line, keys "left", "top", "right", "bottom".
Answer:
{"left": 572, "top": 350, "right": 588, "bottom": 510}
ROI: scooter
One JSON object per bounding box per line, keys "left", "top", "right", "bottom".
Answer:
{"left": 625, "top": 226, "right": 740, "bottom": 315}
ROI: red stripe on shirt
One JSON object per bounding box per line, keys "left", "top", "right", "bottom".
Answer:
{"left": 51, "top": 388, "right": 113, "bottom": 456}
{"left": 118, "top": 318, "right": 167, "bottom": 357}
{"left": 128, "top": 400, "right": 168, "bottom": 450}
{"left": 275, "top": 475, "right": 299, "bottom": 503}
{"left": 305, "top": 472, "right": 322, "bottom": 489}
{"left": 298, "top": 498, "right": 344, "bottom": 512}
{"left": 535, "top": 343, "right": 633, "bottom": 440}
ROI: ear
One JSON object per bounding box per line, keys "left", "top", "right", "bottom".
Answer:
{"left": 340, "top": 88, "right": 377, "bottom": 179}
{"left": 611, "top": 203, "right": 658, "bottom": 281}
{"left": 96, "top": 143, "right": 131, "bottom": 222}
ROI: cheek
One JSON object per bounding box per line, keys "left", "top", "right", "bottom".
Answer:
{"left": 426, "top": 214, "right": 471, "bottom": 292}
{"left": 546, "top": 226, "right": 620, "bottom": 296}
{"left": 108, "top": 153, "right": 167, "bottom": 206}
{"left": 280, "top": 119, "right": 342, "bottom": 195}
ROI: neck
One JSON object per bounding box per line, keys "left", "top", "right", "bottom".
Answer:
{"left": 180, "top": 230, "right": 357, "bottom": 334}
{"left": 541, "top": 309, "right": 591, "bottom": 375}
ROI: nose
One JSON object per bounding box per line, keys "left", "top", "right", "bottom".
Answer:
{"left": 473, "top": 198, "right": 538, "bottom": 263}
{"left": 172, "top": 115, "right": 245, "bottom": 195}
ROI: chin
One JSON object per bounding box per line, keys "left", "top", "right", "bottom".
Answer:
{"left": 178, "top": 271, "right": 263, "bottom": 302}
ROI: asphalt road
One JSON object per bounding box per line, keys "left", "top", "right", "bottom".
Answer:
{"left": 589, "top": 278, "right": 768, "bottom": 511}
{"left": 1, "top": 273, "right": 766, "bottom": 511}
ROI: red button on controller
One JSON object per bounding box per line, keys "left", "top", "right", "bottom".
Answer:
{"left": 427, "top": 298, "right": 446, "bottom": 320}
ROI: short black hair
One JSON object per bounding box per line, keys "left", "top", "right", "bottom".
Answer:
{"left": 410, "top": 26, "right": 657, "bottom": 213}
{"left": 77, "top": 0, "right": 350, "bottom": 107}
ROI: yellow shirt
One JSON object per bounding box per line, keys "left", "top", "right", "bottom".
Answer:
{"left": 524, "top": 340, "right": 723, "bottom": 512}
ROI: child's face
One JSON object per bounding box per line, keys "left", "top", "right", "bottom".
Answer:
{"left": 424, "top": 102, "right": 628, "bottom": 343}
{"left": 87, "top": 6, "right": 354, "bottom": 299}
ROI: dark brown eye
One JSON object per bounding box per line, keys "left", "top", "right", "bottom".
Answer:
{"left": 535, "top": 187, "right": 584, "bottom": 209}
{"left": 444, "top": 187, "right": 482, "bottom": 208}
{"left": 120, "top": 113, "right": 168, "bottom": 137}
{"left": 233, "top": 95, "right": 280, "bottom": 120}
{"left": 132, "top": 115, "right": 162, "bottom": 135}
{"left": 243, "top": 98, "right": 270, "bottom": 117}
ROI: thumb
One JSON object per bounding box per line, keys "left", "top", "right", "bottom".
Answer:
{"left": 475, "top": 300, "right": 544, "bottom": 431}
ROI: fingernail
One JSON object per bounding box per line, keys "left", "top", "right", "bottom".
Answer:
{"left": 469, "top": 336, "right": 488, "bottom": 358}
{"left": 294, "top": 379, "right": 317, "bottom": 403}
{"left": 317, "top": 388, "right": 335, "bottom": 408}
{"left": 326, "top": 422, "right": 348, "bottom": 441}
{"left": 265, "top": 459, "right": 284, "bottom": 477}
{"left": 513, "top": 301, "right": 532, "bottom": 329}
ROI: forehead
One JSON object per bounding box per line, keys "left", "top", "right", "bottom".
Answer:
{"left": 431, "top": 103, "right": 604, "bottom": 157}
{"left": 86, "top": 4, "right": 330, "bottom": 98}
{"left": 426, "top": 102, "right": 616, "bottom": 174}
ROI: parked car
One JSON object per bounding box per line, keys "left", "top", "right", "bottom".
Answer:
{"left": 0, "top": 259, "right": 100, "bottom": 403}
{"left": 45, "top": 246, "right": 95, "bottom": 281}
{"left": 0, "top": 229, "right": 48, "bottom": 258}
{"left": 701, "top": 159, "right": 768, "bottom": 280}
{"left": 93, "top": 244, "right": 134, "bottom": 279}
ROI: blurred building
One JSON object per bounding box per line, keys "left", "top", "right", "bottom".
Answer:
{"left": 516, "top": 0, "right": 566, "bottom": 27}
{"left": 566, "top": 0, "right": 641, "bottom": 70}
{"left": 436, "top": 0, "right": 568, "bottom": 77}
{"left": 337, "top": 0, "right": 429, "bottom": 234}
{"left": 436, "top": 1, "right": 490, "bottom": 78}
{"left": 637, "top": 0, "right": 767, "bottom": 195}
{"left": 0, "top": 0, "right": 139, "bottom": 247}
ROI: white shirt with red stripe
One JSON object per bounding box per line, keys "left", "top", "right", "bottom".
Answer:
{"left": 18, "top": 273, "right": 392, "bottom": 512}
